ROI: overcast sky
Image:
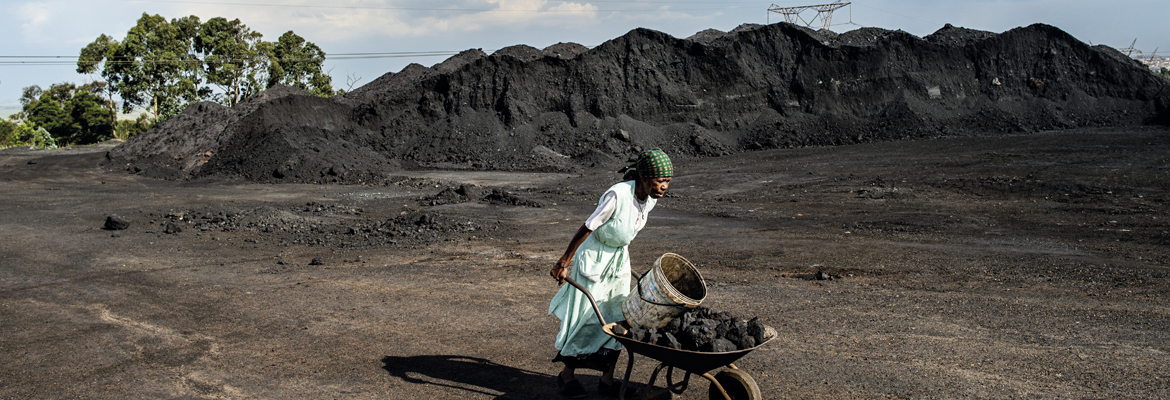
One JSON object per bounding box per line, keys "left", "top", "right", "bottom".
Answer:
{"left": 3, "top": 0, "right": 1167, "bottom": 115}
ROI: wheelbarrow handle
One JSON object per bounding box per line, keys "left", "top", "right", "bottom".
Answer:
{"left": 563, "top": 277, "right": 608, "bottom": 327}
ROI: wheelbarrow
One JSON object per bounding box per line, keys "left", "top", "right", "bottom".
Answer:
{"left": 564, "top": 277, "right": 776, "bottom": 400}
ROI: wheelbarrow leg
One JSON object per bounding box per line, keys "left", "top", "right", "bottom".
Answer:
{"left": 619, "top": 350, "right": 635, "bottom": 400}
{"left": 666, "top": 366, "right": 691, "bottom": 395}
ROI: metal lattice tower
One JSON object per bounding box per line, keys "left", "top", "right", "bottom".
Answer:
{"left": 768, "top": 1, "right": 851, "bottom": 30}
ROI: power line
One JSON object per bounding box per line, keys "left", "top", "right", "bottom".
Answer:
{"left": 0, "top": 50, "right": 486, "bottom": 66}
{"left": 127, "top": 0, "right": 741, "bottom": 12}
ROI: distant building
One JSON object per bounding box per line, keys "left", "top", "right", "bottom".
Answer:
{"left": 1138, "top": 56, "right": 1170, "bottom": 71}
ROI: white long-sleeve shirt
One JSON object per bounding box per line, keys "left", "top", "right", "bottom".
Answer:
{"left": 584, "top": 189, "right": 650, "bottom": 231}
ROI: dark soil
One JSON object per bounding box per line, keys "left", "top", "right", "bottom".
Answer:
{"left": 105, "top": 22, "right": 1170, "bottom": 184}
{"left": 5, "top": 19, "right": 1170, "bottom": 400}
{"left": 3, "top": 126, "right": 1169, "bottom": 399}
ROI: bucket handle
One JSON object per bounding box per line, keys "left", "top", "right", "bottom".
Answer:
{"left": 633, "top": 268, "right": 688, "bottom": 308}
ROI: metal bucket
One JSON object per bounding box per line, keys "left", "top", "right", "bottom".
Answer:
{"left": 622, "top": 253, "right": 707, "bottom": 329}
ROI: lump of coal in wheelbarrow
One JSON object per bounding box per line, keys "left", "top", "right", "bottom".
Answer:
{"left": 645, "top": 327, "right": 661, "bottom": 345}
{"left": 681, "top": 324, "right": 718, "bottom": 351}
{"left": 704, "top": 337, "right": 737, "bottom": 353}
{"left": 628, "top": 327, "right": 647, "bottom": 342}
{"left": 664, "top": 317, "right": 681, "bottom": 332}
{"left": 658, "top": 332, "right": 681, "bottom": 349}
{"left": 746, "top": 317, "right": 767, "bottom": 344}
{"left": 739, "top": 335, "right": 757, "bottom": 350}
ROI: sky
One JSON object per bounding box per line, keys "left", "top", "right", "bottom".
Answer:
{"left": 2, "top": 0, "right": 1168, "bottom": 117}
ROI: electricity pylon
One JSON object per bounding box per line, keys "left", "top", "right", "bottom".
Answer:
{"left": 768, "top": 1, "right": 852, "bottom": 30}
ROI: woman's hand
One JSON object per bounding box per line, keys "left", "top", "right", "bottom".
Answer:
{"left": 550, "top": 258, "right": 571, "bottom": 285}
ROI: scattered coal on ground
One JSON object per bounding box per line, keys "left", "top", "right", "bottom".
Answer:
{"left": 625, "top": 307, "right": 770, "bottom": 352}
{"left": 106, "top": 22, "right": 1170, "bottom": 183}
{"left": 139, "top": 181, "right": 546, "bottom": 249}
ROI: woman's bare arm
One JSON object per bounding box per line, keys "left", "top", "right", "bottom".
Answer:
{"left": 550, "top": 224, "right": 592, "bottom": 285}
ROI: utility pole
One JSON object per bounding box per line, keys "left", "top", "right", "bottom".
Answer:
{"left": 768, "top": 1, "right": 852, "bottom": 30}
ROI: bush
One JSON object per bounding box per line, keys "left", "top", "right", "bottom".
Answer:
{"left": 0, "top": 120, "right": 16, "bottom": 147}
{"left": 115, "top": 114, "right": 154, "bottom": 140}
{"left": 65, "top": 91, "right": 115, "bottom": 144}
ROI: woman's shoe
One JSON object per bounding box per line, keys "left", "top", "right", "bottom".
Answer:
{"left": 556, "top": 375, "right": 587, "bottom": 399}
{"left": 598, "top": 379, "right": 640, "bottom": 398}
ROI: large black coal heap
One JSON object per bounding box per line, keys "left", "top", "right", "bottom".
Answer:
{"left": 107, "top": 22, "right": 1170, "bottom": 183}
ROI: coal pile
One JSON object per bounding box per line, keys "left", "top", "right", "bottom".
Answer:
{"left": 107, "top": 22, "right": 1170, "bottom": 183}
{"left": 153, "top": 202, "right": 494, "bottom": 249}
{"left": 625, "top": 307, "right": 769, "bottom": 352}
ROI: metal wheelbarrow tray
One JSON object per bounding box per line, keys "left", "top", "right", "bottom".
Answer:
{"left": 565, "top": 277, "right": 776, "bottom": 400}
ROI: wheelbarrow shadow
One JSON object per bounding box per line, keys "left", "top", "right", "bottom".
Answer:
{"left": 380, "top": 355, "right": 552, "bottom": 399}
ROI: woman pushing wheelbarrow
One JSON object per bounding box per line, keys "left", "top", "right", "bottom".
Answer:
{"left": 548, "top": 148, "right": 673, "bottom": 398}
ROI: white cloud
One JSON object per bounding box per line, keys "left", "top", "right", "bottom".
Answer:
{"left": 16, "top": 2, "right": 54, "bottom": 43}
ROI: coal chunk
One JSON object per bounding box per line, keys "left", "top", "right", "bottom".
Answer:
{"left": 746, "top": 317, "right": 767, "bottom": 344}
{"left": 658, "top": 332, "right": 681, "bottom": 349}
{"left": 164, "top": 221, "right": 182, "bottom": 234}
{"left": 104, "top": 215, "right": 130, "bottom": 230}
{"left": 628, "top": 327, "right": 647, "bottom": 342}
{"left": 706, "top": 338, "right": 737, "bottom": 353}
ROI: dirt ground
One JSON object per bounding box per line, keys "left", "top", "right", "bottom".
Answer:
{"left": 2, "top": 127, "right": 1168, "bottom": 399}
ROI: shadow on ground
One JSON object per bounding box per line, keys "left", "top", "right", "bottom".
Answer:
{"left": 381, "top": 355, "right": 552, "bottom": 399}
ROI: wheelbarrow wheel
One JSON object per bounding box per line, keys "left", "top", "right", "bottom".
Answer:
{"left": 708, "top": 368, "right": 762, "bottom": 400}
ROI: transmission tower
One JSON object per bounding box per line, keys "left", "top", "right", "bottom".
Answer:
{"left": 768, "top": 1, "right": 852, "bottom": 30}
{"left": 1117, "top": 39, "right": 1140, "bottom": 57}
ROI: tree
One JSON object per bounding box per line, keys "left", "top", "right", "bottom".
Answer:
{"left": 79, "top": 14, "right": 335, "bottom": 116}
{"left": 196, "top": 17, "right": 267, "bottom": 106}
{"left": 15, "top": 83, "right": 116, "bottom": 145}
{"left": 77, "top": 35, "right": 121, "bottom": 126}
{"left": 26, "top": 100, "right": 68, "bottom": 140}
{"left": 0, "top": 120, "right": 15, "bottom": 147}
{"left": 268, "top": 31, "right": 334, "bottom": 97}
{"left": 79, "top": 13, "right": 204, "bottom": 121}
{"left": 65, "top": 91, "right": 115, "bottom": 144}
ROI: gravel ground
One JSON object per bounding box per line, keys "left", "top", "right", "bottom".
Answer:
{"left": 1, "top": 127, "right": 1168, "bottom": 399}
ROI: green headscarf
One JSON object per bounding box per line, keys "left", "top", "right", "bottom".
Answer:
{"left": 621, "top": 148, "right": 673, "bottom": 181}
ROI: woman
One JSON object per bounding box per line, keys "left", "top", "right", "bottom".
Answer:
{"left": 548, "top": 148, "right": 672, "bottom": 398}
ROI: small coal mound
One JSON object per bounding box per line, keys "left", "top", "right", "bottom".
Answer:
{"left": 481, "top": 189, "right": 544, "bottom": 207}
{"left": 424, "top": 184, "right": 477, "bottom": 206}
{"left": 160, "top": 202, "right": 491, "bottom": 249}
{"left": 625, "top": 307, "right": 768, "bottom": 352}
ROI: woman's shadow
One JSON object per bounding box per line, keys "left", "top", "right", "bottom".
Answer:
{"left": 381, "top": 355, "right": 553, "bottom": 399}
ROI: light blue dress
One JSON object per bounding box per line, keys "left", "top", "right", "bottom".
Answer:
{"left": 549, "top": 181, "right": 656, "bottom": 356}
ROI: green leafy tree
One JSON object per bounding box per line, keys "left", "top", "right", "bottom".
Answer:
{"left": 1159, "top": 67, "right": 1170, "bottom": 80}
{"left": 30, "top": 126, "right": 58, "bottom": 149}
{"left": 26, "top": 99, "right": 69, "bottom": 140}
{"left": 65, "top": 91, "right": 115, "bottom": 144}
{"left": 0, "top": 120, "right": 15, "bottom": 146}
{"left": 79, "top": 13, "right": 204, "bottom": 121}
{"left": 15, "top": 83, "right": 116, "bottom": 145}
{"left": 11, "top": 85, "right": 44, "bottom": 122}
{"left": 196, "top": 17, "right": 268, "bottom": 106}
{"left": 115, "top": 115, "right": 154, "bottom": 140}
{"left": 7, "top": 122, "right": 57, "bottom": 149}
{"left": 268, "top": 31, "right": 334, "bottom": 97}
{"left": 79, "top": 14, "right": 335, "bottom": 114}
